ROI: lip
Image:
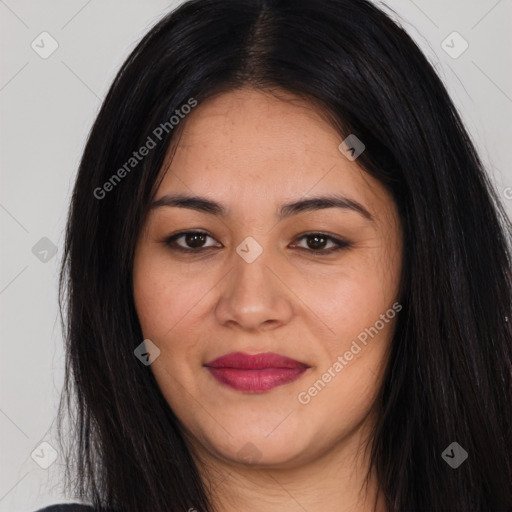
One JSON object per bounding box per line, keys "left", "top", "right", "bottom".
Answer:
{"left": 204, "top": 352, "right": 310, "bottom": 393}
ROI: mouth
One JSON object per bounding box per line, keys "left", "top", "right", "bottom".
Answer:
{"left": 204, "top": 352, "right": 310, "bottom": 393}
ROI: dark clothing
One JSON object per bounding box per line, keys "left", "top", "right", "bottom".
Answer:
{"left": 35, "top": 505, "right": 97, "bottom": 512}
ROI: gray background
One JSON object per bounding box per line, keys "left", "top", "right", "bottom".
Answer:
{"left": 1, "top": 0, "right": 511, "bottom": 510}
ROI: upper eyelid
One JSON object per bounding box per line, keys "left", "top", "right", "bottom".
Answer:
{"left": 172, "top": 231, "right": 220, "bottom": 247}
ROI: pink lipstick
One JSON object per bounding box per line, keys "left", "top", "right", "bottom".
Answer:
{"left": 204, "top": 352, "right": 309, "bottom": 392}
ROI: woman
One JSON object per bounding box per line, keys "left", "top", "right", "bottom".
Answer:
{"left": 37, "top": 0, "right": 512, "bottom": 510}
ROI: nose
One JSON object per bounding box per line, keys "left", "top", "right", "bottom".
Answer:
{"left": 214, "top": 242, "right": 294, "bottom": 332}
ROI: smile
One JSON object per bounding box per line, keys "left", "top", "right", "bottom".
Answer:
{"left": 204, "top": 352, "right": 310, "bottom": 393}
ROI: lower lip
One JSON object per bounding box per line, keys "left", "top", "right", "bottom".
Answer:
{"left": 205, "top": 367, "right": 308, "bottom": 392}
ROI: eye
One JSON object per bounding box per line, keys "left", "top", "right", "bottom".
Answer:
{"left": 164, "top": 231, "right": 220, "bottom": 252}
{"left": 163, "top": 231, "right": 350, "bottom": 254}
{"left": 290, "top": 233, "right": 350, "bottom": 254}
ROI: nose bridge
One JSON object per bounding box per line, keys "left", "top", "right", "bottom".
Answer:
{"left": 214, "top": 234, "right": 294, "bottom": 329}
{"left": 230, "top": 234, "right": 276, "bottom": 300}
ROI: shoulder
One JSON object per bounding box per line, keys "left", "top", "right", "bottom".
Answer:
{"left": 34, "top": 504, "right": 97, "bottom": 512}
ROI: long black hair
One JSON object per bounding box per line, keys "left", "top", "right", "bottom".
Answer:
{"left": 57, "top": 0, "right": 512, "bottom": 510}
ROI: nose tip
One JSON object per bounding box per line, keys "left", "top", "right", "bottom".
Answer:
{"left": 214, "top": 252, "right": 295, "bottom": 331}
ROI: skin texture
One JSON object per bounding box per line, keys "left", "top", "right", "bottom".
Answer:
{"left": 133, "top": 87, "right": 402, "bottom": 512}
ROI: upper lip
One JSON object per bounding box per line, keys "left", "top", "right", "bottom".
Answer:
{"left": 204, "top": 352, "right": 310, "bottom": 370}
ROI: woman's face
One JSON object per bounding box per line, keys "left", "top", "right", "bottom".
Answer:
{"left": 133, "top": 87, "right": 402, "bottom": 468}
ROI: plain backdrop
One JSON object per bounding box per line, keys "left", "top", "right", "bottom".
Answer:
{"left": 1, "top": 0, "right": 511, "bottom": 510}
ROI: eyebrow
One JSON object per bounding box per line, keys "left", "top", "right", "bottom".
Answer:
{"left": 150, "top": 193, "right": 374, "bottom": 221}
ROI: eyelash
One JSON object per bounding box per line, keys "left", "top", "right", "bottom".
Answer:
{"left": 163, "top": 231, "right": 350, "bottom": 256}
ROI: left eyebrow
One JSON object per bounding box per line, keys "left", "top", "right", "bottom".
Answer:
{"left": 276, "top": 195, "right": 374, "bottom": 221}
{"left": 150, "top": 193, "right": 374, "bottom": 222}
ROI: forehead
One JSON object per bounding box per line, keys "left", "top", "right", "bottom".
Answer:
{"left": 154, "top": 88, "right": 393, "bottom": 222}
{"left": 172, "top": 87, "right": 339, "bottom": 159}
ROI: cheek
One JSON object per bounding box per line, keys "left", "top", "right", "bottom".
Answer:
{"left": 304, "top": 247, "right": 400, "bottom": 401}
{"left": 133, "top": 259, "right": 208, "bottom": 402}
{"left": 312, "top": 257, "right": 400, "bottom": 342}
{"left": 300, "top": 301, "right": 396, "bottom": 434}
{"left": 313, "top": 277, "right": 396, "bottom": 387}
{"left": 133, "top": 252, "right": 213, "bottom": 339}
